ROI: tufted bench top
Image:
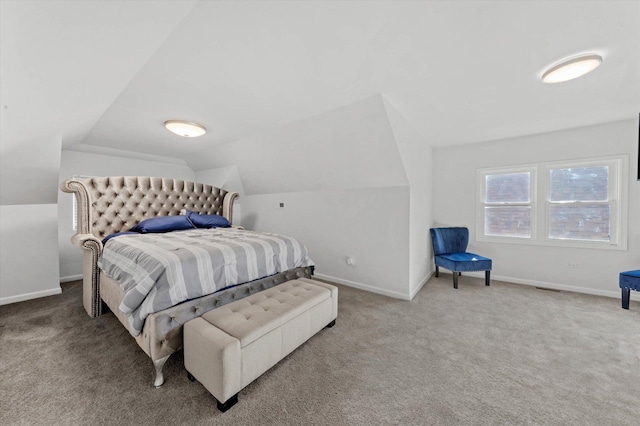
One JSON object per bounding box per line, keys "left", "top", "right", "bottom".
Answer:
{"left": 185, "top": 277, "right": 337, "bottom": 411}
{"left": 200, "top": 278, "right": 331, "bottom": 347}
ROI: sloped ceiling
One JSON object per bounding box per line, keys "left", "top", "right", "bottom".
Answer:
{"left": 2, "top": 1, "right": 640, "bottom": 189}
{"left": 0, "top": 0, "right": 197, "bottom": 204}
{"left": 80, "top": 0, "right": 640, "bottom": 169}
{"left": 197, "top": 94, "right": 408, "bottom": 195}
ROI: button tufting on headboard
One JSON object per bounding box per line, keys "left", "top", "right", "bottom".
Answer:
{"left": 65, "top": 176, "right": 231, "bottom": 240}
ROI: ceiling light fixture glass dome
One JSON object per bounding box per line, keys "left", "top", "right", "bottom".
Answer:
{"left": 541, "top": 54, "right": 603, "bottom": 84}
{"left": 164, "top": 120, "right": 207, "bottom": 137}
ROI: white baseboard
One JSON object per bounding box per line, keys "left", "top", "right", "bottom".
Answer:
{"left": 0, "top": 287, "right": 62, "bottom": 306}
{"left": 409, "top": 271, "right": 433, "bottom": 300}
{"left": 60, "top": 274, "right": 83, "bottom": 283}
{"left": 460, "top": 271, "right": 640, "bottom": 302}
{"left": 314, "top": 269, "right": 640, "bottom": 304}
{"left": 314, "top": 273, "right": 412, "bottom": 300}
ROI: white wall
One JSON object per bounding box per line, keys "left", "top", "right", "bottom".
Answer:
{"left": 196, "top": 95, "right": 409, "bottom": 195}
{"left": 0, "top": 131, "right": 63, "bottom": 205}
{"left": 195, "top": 165, "right": 244, "bottom": 194}
{"left": 0, "top": 204, "right": 61, "bottom": 304}
{"left": 0, "top": 131, "right": 62, "bottom": 305}
{"left": 195, "top": 165, "right": 244, "bottom": 225}
{"left": 57, "top": 149, "right": 195, "bottom": 281}
{"left": 433, "top": 119, "right": 640, "bottom": 300}
{"left": 201, "top": 94, "right": 419, "bottom": 298}
{"left": 240, "top": 187, "right": 411, "bottom": 299}
{"left": 384, "top": 98, "right": 434, "bottom": 296}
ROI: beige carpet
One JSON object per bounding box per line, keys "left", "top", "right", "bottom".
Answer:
{"left": 1, "top": 274, "right": 638, "bottom": 425}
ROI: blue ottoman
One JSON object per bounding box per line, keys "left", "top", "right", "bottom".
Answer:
{"left": 619, "top": 270, "right": 640, "bottom": 309}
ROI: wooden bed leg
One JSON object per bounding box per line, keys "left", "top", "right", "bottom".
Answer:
{"left": 153, "top": 355, "right": 171, "bottom": 387}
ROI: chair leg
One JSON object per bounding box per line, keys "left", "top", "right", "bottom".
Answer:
{"left": 622, "top": 288, "right": 630, "bottom": 309}
{"left": 458, "top": 272, "right": 462, "bottom": 276}
{"left": 435, "top": 265, "right": 439, "bottom": 277}
{"left": 485, "top": 270, "right": 491, "bottom": 286}
{"left": 453, "top": 272, "right": 458, "bottom": 289}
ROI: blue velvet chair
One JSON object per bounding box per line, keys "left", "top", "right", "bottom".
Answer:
{"left": 430, "top": 227, "right": 492, "bottom": 289}
{"left": 619, "top": 270, "right": 640, "bottom": 309}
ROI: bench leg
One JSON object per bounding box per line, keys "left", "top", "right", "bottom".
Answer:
{"left": 217, "top": 394, "right": 238, "bottom": 412}
{"left": 622, "top": 288, "right": 630, "bottom": 309}
{"left": 485, "top": 270, "right": 491, "bottom": 286}
{"left": 453, "top": 272, "right": 458, "bottom": 289}
{"left": 187, "top": 361, "right": 238, "bottom": 413}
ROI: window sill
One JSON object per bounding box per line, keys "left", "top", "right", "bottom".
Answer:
{"left": 476, "top": 235, "right": 627, "bottom": 251}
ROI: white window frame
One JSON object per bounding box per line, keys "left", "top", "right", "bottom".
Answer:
{"left": 477, "top": 167, "right": 537, "bottom": 241}
{"left": 477, "top": 155, "right": 628, "bottom": 250}
{"left": 544, "top": 158, "right": 622, "bottom": 247}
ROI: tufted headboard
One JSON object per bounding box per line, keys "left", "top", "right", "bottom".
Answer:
{"left": 60, "top": 176, "right": 239, "bottom": 317}
{"left": 62, "top": 176, "right": 236, "bottom": 240}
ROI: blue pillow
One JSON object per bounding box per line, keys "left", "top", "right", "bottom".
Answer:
{"left": 186, "top": 210, "right": 231, "bottom": 229}
{"left": 130, "top": 215, "right": 195, "bottom": 234}
{"left": 102, "top": 231, "right": 139, "bottom": 245}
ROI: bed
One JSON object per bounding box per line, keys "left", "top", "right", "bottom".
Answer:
{"left": 60, "top": 176, "right": 314, "bottom": 386}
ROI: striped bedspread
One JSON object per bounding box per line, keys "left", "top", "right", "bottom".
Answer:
{"left": 98, "top": 228, "right": 314, "bottom": 336}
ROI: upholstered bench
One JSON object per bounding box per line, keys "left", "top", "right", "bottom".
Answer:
{"left": 620, "top": 270, "right": 640, "bottom": 310}
{"left": 184, "top": 278, "right": 338, "bottom": 412}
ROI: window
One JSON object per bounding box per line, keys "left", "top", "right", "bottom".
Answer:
{"left": 547, "top": 165, "right": 611, "bottom": 242}
{"left": 478, "top": 156, "right": 628, "bottom": 249}
{"left": 482, "top": 171, "right": 534, "bottom": 238}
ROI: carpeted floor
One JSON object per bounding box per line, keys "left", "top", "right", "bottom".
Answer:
{"left": 1, "top": 274, "right": 638, "bottom": 425}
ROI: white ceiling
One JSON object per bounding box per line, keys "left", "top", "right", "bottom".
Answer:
{"left": 3, "top": 0, "right": 640, "bottom": 173}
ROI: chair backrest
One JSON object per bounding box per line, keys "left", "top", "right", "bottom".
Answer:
{"left": 430, "top": 227, "right": 469, "bottom": 255}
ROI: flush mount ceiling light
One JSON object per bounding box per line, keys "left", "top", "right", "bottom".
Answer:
{"left": 164, "top": 120, "right": 207, "bottom": 137}
{"left": 541, "top": 54, "right": 603, "bottom": 84}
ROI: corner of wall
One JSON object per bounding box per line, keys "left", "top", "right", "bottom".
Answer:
{"left": 381, "top": 95, "right": 435, "bottom": 293}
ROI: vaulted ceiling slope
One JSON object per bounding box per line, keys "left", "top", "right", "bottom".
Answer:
{"left": 79, "top": 0, "right": 640, "bottom": 167}
{"left": 0, "top": 0, "right": 198, "bottom": 205}
{"left": 2, "top": 1, "right": 639, "bottom": 203}
{"left": 197, "top": 94, "right": 409, "bottom": 195}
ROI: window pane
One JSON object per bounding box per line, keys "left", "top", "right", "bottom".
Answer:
{"left": 485, "top": 206, "right": 531, "bottom": 237}
{"left": 548, "top": 204, "right": 610, "bottom": 241}
{"left": 485, "top": 172, "right": 530, "bottom": 203}
{"left": 549, "top": 166, "right": 608, "bottom": 202}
